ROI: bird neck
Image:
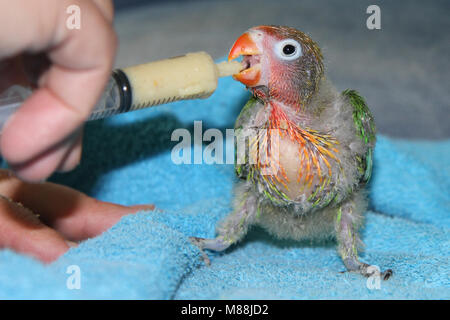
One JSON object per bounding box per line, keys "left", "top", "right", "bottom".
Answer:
{"left": 252, "top": 87, "right": 307, "bottom": 118}
{"left": 267, "top": 100, "right": 308, "bottom": 131}
{"left": 252, "top": 82, "right": 323, "bottom": 120}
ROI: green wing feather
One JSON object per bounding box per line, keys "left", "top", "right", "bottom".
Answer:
{"left": 342, "top": 89, "right": 376, "bottom": 184}
{"left": 234, "top": 96, "right": 260, "bottom": 179}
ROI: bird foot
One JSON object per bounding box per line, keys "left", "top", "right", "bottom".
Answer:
{"left": 342, "top": 258, "right": 393, "bottom": 280}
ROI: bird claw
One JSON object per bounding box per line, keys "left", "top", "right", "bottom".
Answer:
{"left": 381, "top": 269, "right": 393, "bottom": 280}
{"left": 189, "top": 236, "right": 211, "bottom": 266}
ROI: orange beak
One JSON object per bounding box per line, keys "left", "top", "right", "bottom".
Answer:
{"left": 228, "top": 32, "right": 261, "bottom": 87}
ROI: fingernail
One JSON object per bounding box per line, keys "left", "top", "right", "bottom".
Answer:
{"left": 66, "top": 241, "right": 79, "bottom": 248}
{"left": 131, "top": 204, "right": 156, "bottom": 212}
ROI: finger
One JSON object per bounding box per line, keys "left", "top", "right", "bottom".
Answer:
{"left": 0, "top": 171, "right": 154, "bottom": 241}
{"left": 7, "top": 123, "right": 81, "bottom": 182}
{"left": 0, "top": 0, "right": 117, "bottom": 181}
{"left": 0, "top": 195, "right": 69, "bottom": 263}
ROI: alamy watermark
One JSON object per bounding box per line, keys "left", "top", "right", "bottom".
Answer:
{"left": 366, "top": 5, "right": 381, "bottom": 30}
{"left": 171, "top": 121, "right": 281, "bottom": 175}
{"left": 366, "top": 265, "right": 382, "bottom": 290}
{"left": 66, "top": 265, "right": 81, "bottom": 290}
{"left": 66, "top": 5, "right": 81, "bottom": 30}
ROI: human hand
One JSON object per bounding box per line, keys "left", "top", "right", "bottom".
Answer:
{"left": 0, "top": 169, "right": 154, "bottom": 263}
{"left": 0, "top": 0, "right": 117, "bottom": 181}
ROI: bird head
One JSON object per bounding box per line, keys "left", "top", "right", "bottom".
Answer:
{"left": 228, "top": 25, "right": 324, "bottom": 106}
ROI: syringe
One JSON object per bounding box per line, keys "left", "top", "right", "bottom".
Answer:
{"left": 0, "top": 52, "right": 243, "bottom": 131}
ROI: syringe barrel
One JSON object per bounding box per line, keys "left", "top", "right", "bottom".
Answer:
{"left": 89, "top": 52, "right": 221, "bottom": 120}
{"left": 122, "top": 51, "right": 218, "bottom": 111}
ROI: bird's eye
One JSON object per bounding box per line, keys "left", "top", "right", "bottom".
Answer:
{"left": 274, "top": 39, "right": 302, "bottom": 61}
{"left": 283, "top": 44, "right": 296, "bottom": 55}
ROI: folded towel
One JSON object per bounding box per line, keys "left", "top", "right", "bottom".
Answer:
{"left": 0, "top": 72, "right": 448, "bottom": 299}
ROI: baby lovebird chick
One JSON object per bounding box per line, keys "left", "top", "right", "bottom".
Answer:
{"left": 190, "top": 25, "right": 392, "bottom": 279}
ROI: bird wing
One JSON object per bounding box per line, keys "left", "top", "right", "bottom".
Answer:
{"left": 234, "top": 96, "right": 261, "bottom": 180}
{"left": 342, "top": 89, "right": 376, "bottom": 184}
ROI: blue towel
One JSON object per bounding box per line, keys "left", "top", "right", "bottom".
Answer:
{"left": 0, "top": 73, "right": 449, "bottom": 299}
